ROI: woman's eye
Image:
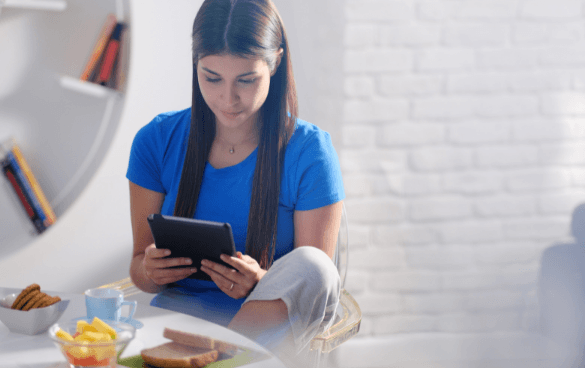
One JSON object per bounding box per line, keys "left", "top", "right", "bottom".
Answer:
{"left": 239, "top": 78, "right": 256, "bottom": 84}
{"left": 206, "top": 77, "right": 221, "bottom": 83}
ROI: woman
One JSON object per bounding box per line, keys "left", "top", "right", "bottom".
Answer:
{"left": 126, "top": 0, "right": 344, "bottom": 357}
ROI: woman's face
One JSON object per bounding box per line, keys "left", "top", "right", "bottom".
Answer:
{"left": 197, "top": 53, "right": 272, "bottom": 132}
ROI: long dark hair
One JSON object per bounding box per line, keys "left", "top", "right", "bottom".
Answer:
{"left": 173, "top": 0, "right": 298, "bottom": 269}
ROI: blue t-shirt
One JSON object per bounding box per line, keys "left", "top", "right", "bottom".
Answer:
{"left": 126, "top": 107, "right": 345, "bottom": 325}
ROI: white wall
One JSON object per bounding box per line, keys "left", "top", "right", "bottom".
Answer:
{"left": 335, "top": 0, "right": 585, "bottom": 367}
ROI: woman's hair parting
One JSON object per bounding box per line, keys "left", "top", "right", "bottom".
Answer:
{"left": 174, "top": 0, "right": 297, "bottom": 269}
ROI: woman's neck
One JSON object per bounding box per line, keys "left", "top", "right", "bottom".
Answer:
{"left": 214, "top": 117, "right": 259, "bottom": 146}
{"left": 209, "top": 118, "right": 260, "bottom": 168}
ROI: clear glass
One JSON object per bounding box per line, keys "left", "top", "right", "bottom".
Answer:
{"left": 48, "top": 320, "right": 135, "bottom": 368}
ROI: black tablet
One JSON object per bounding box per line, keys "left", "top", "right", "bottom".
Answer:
{"left": 147, "top": 214, "right": 237, "bottom": 281}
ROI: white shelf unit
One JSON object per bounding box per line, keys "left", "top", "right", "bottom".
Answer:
{"left": 1, "top": 0, "right": 67, "bottom": 11}
{"left": 0, "top": 0, "right": 130, "bottom": 257}
{"left": 59, "top": 75, "right": 119, "bottom": 99}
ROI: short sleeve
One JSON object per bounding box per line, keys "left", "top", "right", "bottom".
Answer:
{"left": 294, "top": 129, "right": 345, "bottom": 211}
{"left": 126, "top": 119, "right": 165, "bottom": 193}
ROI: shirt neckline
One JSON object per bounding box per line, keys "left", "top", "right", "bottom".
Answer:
{"left": 206, "top": 146, "right": 258, "bottom": 172}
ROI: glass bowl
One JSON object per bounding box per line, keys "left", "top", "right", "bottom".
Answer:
{"left": 48, "top": 320, "right": 136, "bottom": 368}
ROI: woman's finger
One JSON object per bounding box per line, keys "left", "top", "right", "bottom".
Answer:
{"left": 200, "top": 262, "right": 239, "bottom": 282}
{"left": 155, "top": 257, "right": 193, "bottom": 269}
{"left": 144, "top": 244, "right": 171, "bottom": 259}
{"left": 201, "top": 265, "right": 245, "bottom": 298}
{"left": 218, "top": 254, "right": 254, "bottom": 275}
{"left": 200, "top": 265, "right": 229, "bottom": 287}
{"left": 201, "top": 259, "right": 242, "bottom": 278}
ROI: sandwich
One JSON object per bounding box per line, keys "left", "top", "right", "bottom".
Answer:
{"left": 141, "top": 328, "right": 239, "bottom": 368}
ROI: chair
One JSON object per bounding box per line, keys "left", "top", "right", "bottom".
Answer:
{"left": 306, "top": 203, "right": 361, "bottom": 367}
{"left": 97, "top": 203, "right": 361, "bottom": 365}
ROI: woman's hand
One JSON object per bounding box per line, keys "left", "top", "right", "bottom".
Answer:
{"left": 142, "top": 244, "right": 197, "bottom": 285}
{"left": 200, "top": 252, "right": 267, "bottom": 299}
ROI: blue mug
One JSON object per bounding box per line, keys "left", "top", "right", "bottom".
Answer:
{"left": 84, "top": 288, "right": 136, "bottom": 323}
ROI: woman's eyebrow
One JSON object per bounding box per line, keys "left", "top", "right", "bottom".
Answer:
{"left": 201, "top": 67, "right": 257, "bottom": 78}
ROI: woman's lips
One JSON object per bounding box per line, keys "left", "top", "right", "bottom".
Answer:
{"left": 222, "top": 111, "right": 242, "bottom": 119}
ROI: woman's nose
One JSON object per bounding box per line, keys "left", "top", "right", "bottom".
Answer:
{"left": 222, "top": 84, "right": 239, "bottom": 105}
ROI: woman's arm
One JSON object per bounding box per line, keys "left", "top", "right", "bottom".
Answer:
{"left": 293, "top": 200, "right": 343, "bottom": 259}
{"left": 129, "top": 182, "right": 196, "bottom": 293}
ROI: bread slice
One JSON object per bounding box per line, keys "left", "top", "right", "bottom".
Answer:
{"left": 141, "top": 342, "right": 218, "bottom": 368}
{"left": 163, "top": 328, "right": 239, "bottom": 356}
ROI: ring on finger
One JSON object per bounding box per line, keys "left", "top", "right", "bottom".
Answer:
{"left": 229, "top": 283, "right": 234, "bottom": 291}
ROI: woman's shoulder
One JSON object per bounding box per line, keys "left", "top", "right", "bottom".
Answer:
{"left": 281, "top": 117, "right": 345, "bottom": 209}
{"left": 284, "top": 117, "right": 339, "bottom": 170}
{"left": 288, "top": 118, "right": 333, "bottom": 150}
{"left": 145, "top": 107, "right": 191, "bottom": 132}
{"left": 134, "top": 107, "right": 191, "bottom": 144}
{"left": 287, "top": 118, "right": 335, "bottom": 156}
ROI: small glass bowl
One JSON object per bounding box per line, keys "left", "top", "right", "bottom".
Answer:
{"left": 48, "top": 320, "right": 136, "bottom": 368}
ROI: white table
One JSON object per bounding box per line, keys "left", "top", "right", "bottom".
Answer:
{"left": 0, "top": 287, "right": 287, "bottom": 368}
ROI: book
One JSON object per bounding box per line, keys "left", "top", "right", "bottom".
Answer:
{"left": 1, "top": 158, "right": 46, "bottom": 233}
{"left": 10, "top": 142, "right": 56, "bottom": 225}
{"left": 0, "top": 139, "right": 56, "bottom": 233}
{"left": 1, "top": 162, "right": 35, "bottom": 220}
{"left": 112, "top": 23, "right": 129, "bottom": 90}
{"left": 80, "top": 14, "right": 117, "bottom": 82}
{"left": 5, "top": 151, "right": 47, "bottom": 225}
{"left": 106, "top": 23, "right": 127, "bottom": 90}
{"left": 97, "top": 22, "right": 125, "bottom": 86}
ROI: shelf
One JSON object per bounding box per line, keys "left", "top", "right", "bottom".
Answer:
{"left": 1, "top": 0, "right": 67, "bottom": 11}
{"left": 0, "top": 0, "right": 130, "bottom": 258}
{"left": 60, "top": 76, "right": 119, "bottom": 99}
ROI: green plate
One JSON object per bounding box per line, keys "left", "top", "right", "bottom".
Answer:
{"left": 118, "top": 348, "right": 269, "bottom": 368}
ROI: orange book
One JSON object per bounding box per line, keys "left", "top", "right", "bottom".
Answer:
{"left": 80, "top": 14, "right": 117, "bottom": 81}
{"left": 10, "top": 142, "right": 57, "bottom": 225}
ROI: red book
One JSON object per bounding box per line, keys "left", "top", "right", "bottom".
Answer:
{"left": 80, "top": 14, "right": 117, "bottom": 81}
{"left": 98, "top": 23, "right": 124, "bottom": 86}
{"left": 5, "top": 168, "right": 35, "bottom": 218}
{"left": 2, "top": 163, "right": 46, "bottom": 233}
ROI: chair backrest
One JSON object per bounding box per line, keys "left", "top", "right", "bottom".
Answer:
{"left": 333, "top": 202, "right": 348, "bottom": 289}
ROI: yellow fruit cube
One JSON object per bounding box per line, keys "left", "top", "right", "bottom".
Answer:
{"left": 56, "top": 329, "right": 74, "bottom": 342}
{"left": 74, "top": 333, "right": 91, "bottom": 342}
{"left": 90, "top": 317, "right": 117, "bottom": 340}
{"left": 75, "top": 331, "right": 111, "bottom": 342}
{"left": 76, "top": 320, "right": 98, "bottom": 334}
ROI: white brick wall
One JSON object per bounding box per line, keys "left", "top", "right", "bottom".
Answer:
{"left": 333, "top": 0, "right": 585, "bottom": 366}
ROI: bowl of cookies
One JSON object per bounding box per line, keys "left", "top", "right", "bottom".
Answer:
{"left": 0, "top": 283, "right": 69, "bottom": 335}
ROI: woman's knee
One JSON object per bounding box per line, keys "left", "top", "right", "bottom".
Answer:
{"left": 285, "top": 246, "right": 340, "bottom": 286}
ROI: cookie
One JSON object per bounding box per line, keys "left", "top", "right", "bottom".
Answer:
{"left": 35, "top": 294, "right": 54, "bottom": 309}
{"left": 27, "top": 292, "right": 49, "bottom": 309}
{"left": 14, "top": 289, "right": 40, "bottom": 310}
{"left": 20, "top": 290, "right": 44, "bottom": 311}
{"left": 11, "top": 284, "right": 40, "bottom": 309}
{"left": 49, "top": 296, "right": 61, "bottom": 307}
{"left": 22, "top": 292, "right": 47, "bottom": 311}
{"left": 39, "top": 296, "right": 61, "bottom": 308}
